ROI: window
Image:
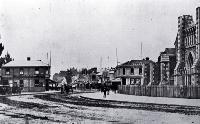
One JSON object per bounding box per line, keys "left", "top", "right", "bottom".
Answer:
{"left": 130, "top": 78, "right": 135, "bottom": 85}
{"left": 19, "top": 68, "right": 24, "bottom": 75}
{"left": 165, "top": 64, "right": 168, "bottom": 69}
{"left": 123, "top": 68, "right": 125, "bottom": 75}
{"left": 35, "top": 80, "right": 39, "bottom": 87}
{"left": 35, "top": 68, "right": 39, "bottom": 74}
{"left": 5, "top": 68, "right": 10, "bottom": 75}
{"left": 139, "top": 68, "right": 142, "bottom": 75}
{"left": 131, "top": 68, "right": 134, "bottom": 75}
{"left": 20, "top": 80, "right": 24, "bottom": 87}
{"left": 35, "top": 80, "right": 43, "bottom": 87}
{"left": 2, "top": 80, "right": 9, "bottom": 85}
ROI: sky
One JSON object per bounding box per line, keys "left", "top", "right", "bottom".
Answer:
{"left": 0, "top": 0, "right": 199, "bottom": 75}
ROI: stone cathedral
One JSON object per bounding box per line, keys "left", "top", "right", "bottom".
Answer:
{"left": 174, "top": 7, "right": 200, "bottom": 86}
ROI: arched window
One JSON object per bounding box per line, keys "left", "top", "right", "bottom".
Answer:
{"left": 188, "top": 52, "right": 194, "bottom": 68}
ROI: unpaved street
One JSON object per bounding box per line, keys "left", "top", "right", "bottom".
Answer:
{"left": 0, "top": 92, "right": 199, "bottom": 124}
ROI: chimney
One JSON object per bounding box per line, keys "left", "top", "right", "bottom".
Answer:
{"left": 27, "top": 57, "right": 31, "bottom": 61}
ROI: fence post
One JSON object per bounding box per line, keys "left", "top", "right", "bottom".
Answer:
{"left": 117, "top": 85, "right": 200, "bottom": 99}
{"left": 198, "top": 86, "right": 199, "bottom": 98}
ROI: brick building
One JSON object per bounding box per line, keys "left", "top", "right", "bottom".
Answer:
{"left": 115, "top": 58, "right": 155, "bottom": 86}
{"left": 1, "top": 58, "right": 51, "bottom": 92}
{"left": 174, "top": 7, "right": 200, "bottom": 86}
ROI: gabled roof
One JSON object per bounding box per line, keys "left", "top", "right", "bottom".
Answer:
{"left": 117, "top": 59, "right": 155, "bottom": 68}
{"left": 162, "top": 48, "right": 176, "bottom": 55}
{"left": 121, "top": 59, "right": 154, "bottom": 65}
{"left": 2, "top": 60, "right": 50, "bottom": 67}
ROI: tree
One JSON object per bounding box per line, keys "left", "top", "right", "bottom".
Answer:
{"left": 4, "top": 52, "right": 13, "bottom": 63}
{"left": 88, "top": 67, "right": 97, "bottom": 74}
{"left": 0, "top": 52, "right": 13, "bottom": 67}
{"left": 0, "top": 43, "right": 13, "bottom": 67}
{"left": 65, "top": 68, "right": 78, "bottom": 83}
{"left": 0, "top": 43, "right": 4, "bottom": 56}
{"left": 81, "top": 68, "right": 88, "bottom": 75}
{"left": 53, "top": 67, "right": 78, "bottom": 84}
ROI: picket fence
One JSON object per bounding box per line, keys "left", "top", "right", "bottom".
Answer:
{"left": 118, "top": 85, "right": 200, "bottom": 99}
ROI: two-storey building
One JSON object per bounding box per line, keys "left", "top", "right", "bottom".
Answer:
{"left": 115, "top": 58, "right": 155, "bottom": 86}
{"left": 1, "top": 57, "right": 51, "bottom": 92}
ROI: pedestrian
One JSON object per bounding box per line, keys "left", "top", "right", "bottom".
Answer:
{"left": 64, "top": 84, "right": 68, "bottom": 94}
{"left": 103, "top": 84, "right": 107, "bottom": 98}
{"left": 103, "top": 87, "right": 106, "bottom": 98}
{"left": 107, "top": 86, "right": 110, "bottom": 95}
{"left": 70, "top": 85, "right": 73, "bottom": 93}
{"left": 61, "top": 84, "right": 63, "bottom": 94}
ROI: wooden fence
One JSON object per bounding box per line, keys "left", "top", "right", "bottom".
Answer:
{"left": 22, "top": 87, "right": 45, "bottom": 92}
{"left": 118, "top": 85, "right": 200, "bottom": 99}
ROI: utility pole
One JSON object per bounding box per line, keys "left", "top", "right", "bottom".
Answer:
{"left": 100, "top": 57, "right": 103, "bottom": 71}
{"left": 116, "top": 48, "right": 119, "bottom": 66}
{"left": 47, "top": 52, "right": 49, "bottom": 64}
{"left": 107, "top": 56, "right": 109, "bottom": 68}
{"left": 140, "top": 42, "right": 143, "bottom": 60}
{"left": 50, "top": 51, "right": 51, "bottom": 66}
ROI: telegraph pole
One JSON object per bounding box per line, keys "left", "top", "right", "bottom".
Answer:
{"left": 116, "top": 48, "right": 119, "bottom": 66}
{"left": 140, "top": 42, "right": 143, "bottom": 60}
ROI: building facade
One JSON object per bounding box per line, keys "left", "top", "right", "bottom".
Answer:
{"left": 174, "top": 7, "right": 200, "bottom": 86}
{"left": 115, "top": 58, "right": 155, "bottom": 86}
{"left": 159, "top": 48, "right": 176, "bottom": 85}
{"left": 1, "top": 58, "right": 51, "bottom": 92}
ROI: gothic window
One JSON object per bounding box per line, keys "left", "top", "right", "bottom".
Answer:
{"left": 139, "top": 68, "right": 142, "bottom": 75}
{"left": 188, "top": 53, "right": 194, "bottom": 68}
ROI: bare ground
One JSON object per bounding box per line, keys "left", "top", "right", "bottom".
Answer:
{"left": 0, "top": 91, "right": 199, "bottom": 124}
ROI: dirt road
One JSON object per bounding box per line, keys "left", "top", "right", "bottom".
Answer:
{"left": 0, "top": 92, "right": 199, "bottom": 124}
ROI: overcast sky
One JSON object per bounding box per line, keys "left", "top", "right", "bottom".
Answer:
{"left": 0, "top": 0, "right": 199, "bottom": 74}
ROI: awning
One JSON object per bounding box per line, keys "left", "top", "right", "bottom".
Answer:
{"left": 111, "top": 78, "right": 121, "bottom": 82}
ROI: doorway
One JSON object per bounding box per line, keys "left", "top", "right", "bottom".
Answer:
{"left": 122, "top": 78, "right": 126, "bottom": 85}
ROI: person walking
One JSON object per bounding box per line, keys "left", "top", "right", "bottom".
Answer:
{"left": 107, "top": 86, "right": 110, "bottom": 95}
{"left": 103, "top": 87, "right": 107, "bottom": 98}
{"left": 103, "top": 84, "right": 107, "bottom": 98}
{"left": 61, "top": 84, "right": 64, "bottom": 94}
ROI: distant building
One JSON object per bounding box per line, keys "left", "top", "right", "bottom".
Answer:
{"left": 96, "top": 68, "right": 109, "bottom": 84}
{"left": 159, "top": 48, "right": 176, "bottom": 85}
{"left": 153, "top": 57, "right": 160, "bottom": 85}
{"left": 109, "top": 68, "right": 121, "bottom": 87}
{"left": 88, "top": 67, "right": 98, "bottom": 84}
{"left": 88, "top": 71, "right": 98, "bottom": 84}
{"left": 174, "top": 7, "right": 200, "bottom": 85}
{"left": 108, "top": 68, "right": 115, "bottom": 81}
{"left": 115, "top": 58, "right": 155, "bottom": 86}
{"left": 1, "top": 57, "right": 51, "bottom": 92}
